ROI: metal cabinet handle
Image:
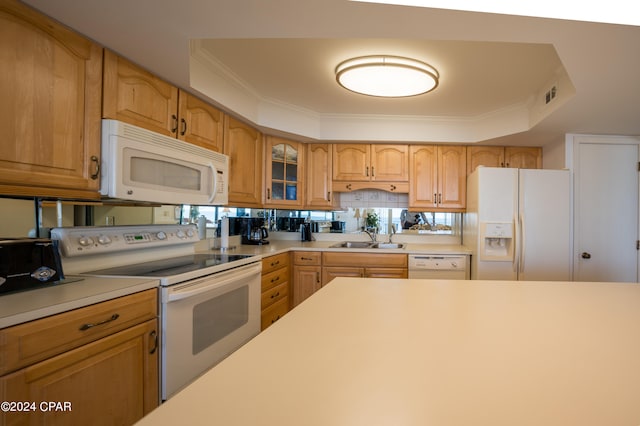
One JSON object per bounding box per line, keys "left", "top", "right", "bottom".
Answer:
{"left": 170, "top": 114, "right": 178, "bottom": 133}
{"left": 180, "top": 118, "right": 187, "bottom": 135}
{"left": 327, "top": 191, "right": 331, "bottom": 202}
{"left": 346, "top": 184, "right": 352, "bottom": 191}
{"left": 270, "top": 260, "right": 280, "bottom": 267}
{"left": 267, "top": 188, "right": 271, "bottom": 200}
{"left": 438, "top": 193, "right": 442, "bottom": 204}
{"left": 90, "top": 156, "right": 100, "bottom": 180}
{"left": 581, "top": 252, "right": 592, "bottom": 259}
{"left": 365, "top": 166, "right": 369, "bottom": 177}
{"left": 371, "top": 166, "right": 375, "bottom": 177}
{"left": 79, "top": 313, "right": 119, "bottom": 331}
{"left": 271, "top": 315, "right": 281, "bottom": 324}
{"left": 390, "top": 185, "right": 396, "bottom": 191}
{"left": 149, "top": 330, "right": 158, "bottom": 354}
{"left": 270, "top": 276, "right": 280, "bottom": 283}
{"left": 270, "top": 291, "right": 280, "bottom": 299}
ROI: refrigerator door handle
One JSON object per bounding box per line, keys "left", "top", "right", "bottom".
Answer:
{"left": 513, "top": 214, "right": 520, "bottom": 273}
{"left": 519, "top": 213, "right": 526, "bottom": 274}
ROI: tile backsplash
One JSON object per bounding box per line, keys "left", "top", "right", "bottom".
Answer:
{"left": 338, "top": 189, "right": 409, "bottom": 209}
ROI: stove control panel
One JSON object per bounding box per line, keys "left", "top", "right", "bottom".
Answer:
{"left": 51, "top": 225, "right": 199, "bottom": 257}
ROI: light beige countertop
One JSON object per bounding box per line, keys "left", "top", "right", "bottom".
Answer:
{"left": 136, "top": 278, "right": 640, "bottom": 426}
{"left": 0, "top": 276, "right": 159, "bottom": 328}
{"left": 204, "top": 239, "right": 471, "bottom": 257}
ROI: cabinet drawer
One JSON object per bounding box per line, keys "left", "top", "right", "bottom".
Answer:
{"left": 261, "top": 281, "right": 288, "bottom": 309}
{"left": 261, "top": 252, "right": 289, "bottom": 275}
{"left": 261, "top": 266, "right": 290, "bottom": 292}
{"left": 322, "top": 252, "right": 407, "bottom": 268}
{"left": 261, "top": 297, "right": 289, "bottom": 330}
{"left": 0, "top": 288, "right": 157, "bottom": 375}
{"left": 365, "top": 268, "right": 408, "bottom": 279}
{"left": 293, "top": 251, "right": 322, "bottom": 265}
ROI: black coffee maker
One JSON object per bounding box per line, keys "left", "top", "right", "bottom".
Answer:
{"left": 241, "top": 218, "right": 269, "bottom": 245}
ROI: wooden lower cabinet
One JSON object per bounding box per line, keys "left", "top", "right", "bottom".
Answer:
{"left": 260, "top": 253, "right": 290, "bottom": 330}
{"left": 292, "top": 252, "right": 322, "bottom": 307}
{"left": 322, "top": 252, "right": 407, "bottom": 285}
{"left": 0, "top": 289, "right": 159, "bottom": 426}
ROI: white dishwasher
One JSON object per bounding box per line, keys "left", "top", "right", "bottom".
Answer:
{"left": 408, "top": 255, "right": 469, "bottom": 279}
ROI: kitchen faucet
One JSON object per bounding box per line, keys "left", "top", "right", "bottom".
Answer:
{"left": 363, "top": 228, "right": 377, "bottom": 242}
{"left": 388, "top": 224, "right": 397, "bottom": 243}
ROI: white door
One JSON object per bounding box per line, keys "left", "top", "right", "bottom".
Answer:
{"left": 574, "top": 140, "right": 639, "bottom": 282}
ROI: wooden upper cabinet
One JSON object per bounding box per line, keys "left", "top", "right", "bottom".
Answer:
{"left": 103, "top": 50, "right": 179, "bottom": 137}
{"left": 332, "top": 144, "right": 408, "bottom": 182}
{"left": 466, "top": 146, "right": 504, "bottom": 172}
{"left": 223, "top": 116, "right": 263, "bottom": 207}
{"left": 371, "top": 145, "right": 409, "bottom": 181}
{"left": 409, "top": 145, "right": 466, "bottom": 211}
{"left": 103, "top": 50, "right": 224, "bottom": 152}
{"left": 504, "top": 147, "right": 542, "bottom": 169}
{"left": 177, "top": 92, "right": 225, "bottom": 152}
{"left": 467, "top": 146, "right": 542, "bottom": 174}
{"left": 333, "top": 144, "right": 370, "bottom": 181}
{"left": 264, "top": 136, "right": 304, "bottom": 208}
{"left": 0, "top": 0, "right": 103, "bottom": 199}
{"left": 306, "top": 144, "right": 337, "bottom": 209}
{"left": 438, "top": 145, "right": 467, "bottom": 209}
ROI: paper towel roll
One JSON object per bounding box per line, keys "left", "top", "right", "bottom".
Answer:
{"left": 220, "top": 216, "right": 229, "bottom": 249}
{"left": 198, "top": 215, "right": 207, "bottom": 239}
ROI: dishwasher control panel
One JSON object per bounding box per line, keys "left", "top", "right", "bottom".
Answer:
{"left": 409, "top": 255, "right": 467, "bottom": 270}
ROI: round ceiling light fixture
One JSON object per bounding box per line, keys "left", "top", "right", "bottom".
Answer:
{"left": 335, "top": 55, "right": 439, "bottom": 98}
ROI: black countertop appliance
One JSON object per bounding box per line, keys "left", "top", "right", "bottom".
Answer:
{"left": 0, "top": 238, "right": 65, "bottom": 295}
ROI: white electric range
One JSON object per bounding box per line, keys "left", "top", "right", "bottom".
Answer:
{"left": 51, "top": 224, "right": 262, "bottom": 400}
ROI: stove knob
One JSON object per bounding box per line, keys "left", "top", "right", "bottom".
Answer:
{"left": 176, "top": 230, "right": 186, "bottom": 239}
{"left": 97, "top": 235, "right": 112, "bottom": 245}
{"left": 451, "top": 262, "right": 458, "bottom": 268}
{"left": 156, "top": 231, "right": 167, "bottom": 240}
{"left": 78, "top": 236, "right": 94, "bottom": 247}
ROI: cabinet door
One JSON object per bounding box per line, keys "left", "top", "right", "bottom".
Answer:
{"left": 177, "top": 92, "right": 224, "bottom": 152}
{"left": 409, "top": 145, "right": 438, "bottom": 208}
{"left": 0, "top": 319, "right": 159, "bottom": 426}
{"left": 306, "top": 144, "right": 335, "bottom": 209}
{"left": 322, "top": 267, "right": 364, "bottom": 285}
{"left": 365, "top": 268, "right": 408, "bottom": 279}
{"left": 438, "top": 145, "right": 466, "bottom": 209}
{"left": 371, "top": 145, "right": 409, "bottom": 181}
{"left": 103, "top": 50, "right": 179, "bottom": 137}
{"left": 467, "top": 146, "right": 504, "bottom": 174}
{"left": 293, "top": 266, "right": 322, "bottom": 307}
{"left": 223, "top": 116, "right": 263, "bottom": 207}
{"left": 0, "top": 0, "right": 102, "bottom": 199}
{"left": 504, "top": 147, "right": 542, "bottom": 169}
{"left": 332, "top": 144, "right": 370, "bottom": 181}
{"left": 264, "top": 136, "right": 303, "bottom": 207}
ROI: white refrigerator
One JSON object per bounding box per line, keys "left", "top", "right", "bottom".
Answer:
{"left": 463, "top": 167, "right": 571, "bottom": 281}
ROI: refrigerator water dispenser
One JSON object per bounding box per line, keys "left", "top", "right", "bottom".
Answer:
{"left": 480, "top": 222, "right": 514, "bottom": 261}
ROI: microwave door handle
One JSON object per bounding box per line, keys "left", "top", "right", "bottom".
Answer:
{"left": 207, "top": 163, "right": 218, "bottom": 203}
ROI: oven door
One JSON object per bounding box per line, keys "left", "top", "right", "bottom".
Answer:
{"left": 161, "top": 262, "right": 261, "bottom": 399}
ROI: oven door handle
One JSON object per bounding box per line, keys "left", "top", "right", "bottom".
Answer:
{"left": 166, "top": 266, "right": 259, "bottom": 302}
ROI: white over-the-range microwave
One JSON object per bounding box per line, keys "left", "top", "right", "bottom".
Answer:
{"left": 100, "top": 119, "right": 228, "bottom": 205}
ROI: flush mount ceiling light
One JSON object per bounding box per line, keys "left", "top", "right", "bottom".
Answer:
{"left": 335, "top": 55, "right": 439, "bottom": 98}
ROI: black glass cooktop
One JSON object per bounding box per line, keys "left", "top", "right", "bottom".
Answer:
{"left": 85, "top": 253, "right": 255, "bottom": 278}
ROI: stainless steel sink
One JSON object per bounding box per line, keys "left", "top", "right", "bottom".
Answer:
{"left": 329, "top": 241, "right": 374, "bottom": 248}
{"left": 329, "top": 241, "right": 406, "bottom": 249}
{"left": 371, "top": 242, "right": 406, "bottom": 249}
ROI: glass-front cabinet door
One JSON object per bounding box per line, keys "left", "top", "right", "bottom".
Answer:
{"left": 264, "top": 136, "right": 304, "bottom": 207}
